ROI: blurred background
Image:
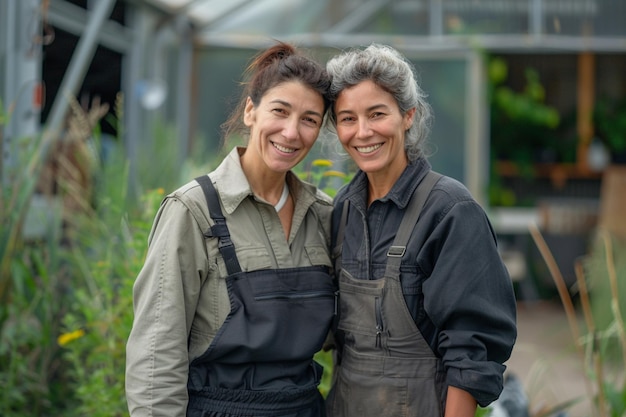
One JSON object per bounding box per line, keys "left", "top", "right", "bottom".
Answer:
{"left": 1, "top": 1, "right": 625, "bottom": 416}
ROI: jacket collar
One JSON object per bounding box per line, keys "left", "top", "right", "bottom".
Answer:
{"left": 344, "top": 157, "right": 432, "bottom": 211}
{"left": 210, "top": 147, "right": 331, "bottom": 215}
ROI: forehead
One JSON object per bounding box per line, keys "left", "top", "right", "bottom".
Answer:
{"left": 260, "top": 81, "right": 321, "bottom": 104}
{"left": 336, "top": 80, "right": 395, "bottom": 108}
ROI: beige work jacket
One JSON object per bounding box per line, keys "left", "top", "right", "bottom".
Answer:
{"left": 125, "top": 147, "right": 333, "bottom": 417}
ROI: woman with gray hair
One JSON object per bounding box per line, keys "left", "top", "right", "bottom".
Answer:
{"left": 325, "top": 44, "right": 517, "bottom": 417}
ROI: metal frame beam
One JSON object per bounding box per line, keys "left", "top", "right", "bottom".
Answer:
{"left": 196, "top": 31, "right": 626, "bottom": 53}
{"left": 327, "top": 0, "right": 392, "bottom": 34}
{"left": 44, "top": 0, "right": 117, "bottom": 142}
{"left": 47, "top": 0, "right": 132, "bottom": 54}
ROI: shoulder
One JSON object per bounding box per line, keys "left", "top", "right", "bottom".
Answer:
{"left": 160, "top": 177, "right": 213, "bottom": 231}
{"left": 421, "top": 173, "right": 492, "bottom": 228}
{"left": 429, "top": 174, "right": 477, "bottom": 208}
{"left": 290, "top": 172, "right": 334, "bottom": 208}
{"left": 168, "top": 178, "right": 207, "bottom": 209}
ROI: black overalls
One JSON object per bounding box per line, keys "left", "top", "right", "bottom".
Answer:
{"left": 187, "top": 176, "right": 335, "bottom": 417}
{"left": 326, "top": 171, "right": 446, "bottom": 417}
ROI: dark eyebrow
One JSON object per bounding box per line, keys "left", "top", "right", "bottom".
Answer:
{"left": 270, "top": 99, "right": 323, "bottom": 120}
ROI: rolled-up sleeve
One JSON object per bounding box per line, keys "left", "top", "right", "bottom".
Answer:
{"left": 423, "top": 200, "right": 517, "bottom": 407}
{"left": 125, "top": 198, "right": 207, "bottom": 417}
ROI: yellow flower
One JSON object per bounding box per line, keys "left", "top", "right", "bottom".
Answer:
{"left": 322, "top": 170, "right": 347, "bottom": 178}
{"left": 312, "top": 159, "right": 333, "bottom": 167}
{"left": 58, "top": 329, "right": 85, "bottom": 346}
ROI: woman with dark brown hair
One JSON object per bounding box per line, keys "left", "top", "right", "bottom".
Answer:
{"left": 125, "top": 41, "right": 335, "bottom": 417}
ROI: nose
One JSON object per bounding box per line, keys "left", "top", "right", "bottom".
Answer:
{"left": 355, "top": 118, "right": 372, "bottom": 140}
{"left": 282, "top": 117, "right": 299, "bottom": 141}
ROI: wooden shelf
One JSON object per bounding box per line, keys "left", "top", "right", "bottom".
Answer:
{"left": 495, "top": 161, "right": 603, "bottom": 188}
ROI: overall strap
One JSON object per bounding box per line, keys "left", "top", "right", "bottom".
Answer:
{"left": 332, "top": 200, "right": 350, "bottom": 273}
{"left": 195, "top": 175, "right": 242, "bottom": 275}
{"left": 384, "top": 170, "right": 442, "bottom": 276}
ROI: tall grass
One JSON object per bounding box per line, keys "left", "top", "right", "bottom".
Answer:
{"left": 530, "top": 224, "right": 626, "bottom": 417}
{"left": 0, "top": 94, "right": 73, "bottom": 415}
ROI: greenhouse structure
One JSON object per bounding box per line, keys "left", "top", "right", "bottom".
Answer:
{"left": 2, "top": 0, "right": 626, "bottom": 208}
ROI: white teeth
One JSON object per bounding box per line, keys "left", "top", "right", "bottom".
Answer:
{"left": 273, "top": 142, "right": 295, "bottom": 153}
{"left": 356, "top": 144, "right": 382, "bottom": 154}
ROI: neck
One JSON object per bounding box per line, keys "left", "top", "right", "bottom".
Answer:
{"left": 366, "top": 161, "right": 407, "bottom": 205}
{"left": 240, "top": 149, "right": 288, "bottom": 205}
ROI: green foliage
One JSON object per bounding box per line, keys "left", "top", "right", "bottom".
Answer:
{"left": 294, "top": 157, "right": 352, "bottom": 198}
{"left": 58, "top": 171, "right": 161, "bottom": 417}
{"left": 0, "top": 244, "right": 71, "bottom": 416}
{"left": 586, "top": 236, "right": 626, "bottom": 355}
{"left": 314, "top": 350, "right": 334, "bottom": 398}
{"left": 475, "top": 406, "right": 493, "bottom": 416}
{"left": 488, "top": 56, "right": 571, "bottom": 207}
{"left": 539, "top": 229, "right": 626, "bottom": 417}
{"left": 489, "top": 57, "right": 562, "bottom": 168}
{"left": 52, "top": 113, "right": 174, "bottom": 416}
{"left": 0, "top": 98, "right": 75, "bottom": 416}
{"left": 593, "top": 98, "right": 626, "bottom": 157}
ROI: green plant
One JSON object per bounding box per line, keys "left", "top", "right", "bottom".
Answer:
{"left": 489, "top": 57, "right": 561, "bottom": 167}
{"left": 0, "top": 240, "right": 75, "bottom": 415}
{"left": 295, "top": 157, "right": 352, "bottom": 198}
{"left": 0, "top": 91, "right": 78, "bottom": 416}
{"left": 58, "top": 182, "right": 161, "bottom": 417}
{"left": 530, "top": 225, "right": 626, "bottom": 417}
{"left": 54, "top": 95, "right": 172, "bottom": 416}
{"left": 593, "top": 98, "right": 626, "bottom": 160}
{"left": 294, "top": 154, "right": 353, "bottom": 397}
{"left": 488, "top": 56, "right": 566, "bottom": 207}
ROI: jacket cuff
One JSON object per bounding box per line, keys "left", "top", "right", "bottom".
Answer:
{"left": 445, "top": 364, "right": 506, "bottom": 407}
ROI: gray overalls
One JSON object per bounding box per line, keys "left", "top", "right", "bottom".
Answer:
{"left": 187, "top": 176, "right": 335, "bottom": 417}
{"left": 326, "top": 171, "right": 446, "bottom": 417}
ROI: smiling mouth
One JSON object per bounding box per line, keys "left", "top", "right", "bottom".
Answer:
{"left": 272, "top": 141, "right": 296, "bottom": 154}
{"left": 355, "top": 143, "right": 382, "bottom": 154}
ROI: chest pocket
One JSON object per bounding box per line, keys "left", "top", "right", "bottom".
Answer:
{"left": 214, "top": 245, "right": 272, "bottom": 277}
{"left": 305, "top": 244, "right": 332, "bottom": 267}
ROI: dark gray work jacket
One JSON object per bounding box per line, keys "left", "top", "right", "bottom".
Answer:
{"left": 330, "top": 157, "right": 517, "bottom": 407}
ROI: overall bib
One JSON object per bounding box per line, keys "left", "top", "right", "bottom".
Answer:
{"left": 188, "top": 176, "right": 335, "bottom": 417}
{"left": 326, "top": 171, "right": 445, "bottom": 417}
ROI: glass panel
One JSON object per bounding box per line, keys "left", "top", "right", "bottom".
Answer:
{"left": 411, "top": 58, "right": 468, "bottom": 183}
{"left": 443, "top": 0, "right": 530, "bottom": 35}
{"left": 194, "top": 47, "right": 256, "bottom": 152}
{"left": 543, "top": 0, "right": 626, "bottom": 37}
{"left": 148, "top": 0, "right": 194, "bottom": 10}
{"left": 187, "top": 0, "right": 250, "bottom": 25}
{"left": 208, "top": 0, "right": 347, "bottom": 35}
{"left": 356, "top": 0, "right": 430, "bottom": 36}
{"left": 195, "top": 46, "right": 469, "bottom": 184}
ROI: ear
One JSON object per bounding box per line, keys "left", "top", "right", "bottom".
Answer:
{"left": 404, "top": 107, "right": 417, "bottom": 131}
{"left": 243, "top": 97, "right": 255, "bottom": 127}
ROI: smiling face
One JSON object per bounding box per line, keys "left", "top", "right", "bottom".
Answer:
{"left": 243, "top": 81, "right": 325, "bottom": 174}
{"left": 334, "top": 80, "right": 415, "bottom": 182}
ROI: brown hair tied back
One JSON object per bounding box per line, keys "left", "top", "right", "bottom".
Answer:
{"left": 221, "top": 41, "right": 331, "bottom": 143}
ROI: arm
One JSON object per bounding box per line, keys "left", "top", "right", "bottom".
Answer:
{"left": 423, "top": 199, "right": 517, "bottom": 407}
{"left": 445, "top": 386, "right": 477, "bottom": 417}
{"left": 125, "top": 198, "right": 207, "bottom": 417}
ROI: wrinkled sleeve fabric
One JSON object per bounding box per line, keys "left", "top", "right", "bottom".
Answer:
{"left": 422, "top": 197, "right": 517, "bottom": 407}
{"left": 125, "top": 197, "right": 208, "bottom": 417}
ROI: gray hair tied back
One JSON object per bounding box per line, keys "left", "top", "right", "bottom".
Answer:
{"left": 326, "top": 44, "right": 433, "bottom": 162}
